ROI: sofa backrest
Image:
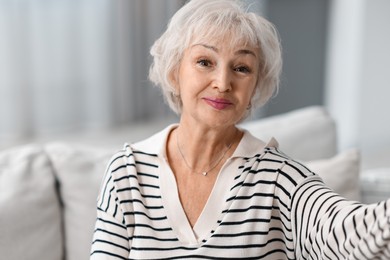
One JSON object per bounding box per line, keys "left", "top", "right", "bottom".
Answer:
{"left": 241, "top": 106, "right": 337, "bottom": 161}
{"left": 0, "top": 144, "right": 64, "bottom": 260}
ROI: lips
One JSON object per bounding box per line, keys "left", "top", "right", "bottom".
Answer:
{"left": 203, "top": 97, "right": 233, "bottom": 110}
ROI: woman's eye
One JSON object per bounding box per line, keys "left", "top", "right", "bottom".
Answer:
{"left": 235, "top": 66, "right": 251, "bottom": 73}
{"left": 197, "top": 59, "right": 211, "bottom": 67}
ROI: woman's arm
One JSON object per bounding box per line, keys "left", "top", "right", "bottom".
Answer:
{"left": 91, "top": 210, "right": 130, "bottom": 259}
{"left": 90, "top": 154, "right": 132, "bottom": 259}
{"left": 292, "top": 177, "right": 390, "bottom": 259}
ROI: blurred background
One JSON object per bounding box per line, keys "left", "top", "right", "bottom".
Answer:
{"left": 1, "top": 0, "right": 389, "bottom": 169}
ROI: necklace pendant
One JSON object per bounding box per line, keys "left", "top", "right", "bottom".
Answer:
{"left": 202, "top": 171, "right": 207, "bottom": 176}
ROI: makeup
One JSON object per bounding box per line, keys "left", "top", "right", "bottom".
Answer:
{"left": 203, "top": 97, "right": 233, "bottom": 110}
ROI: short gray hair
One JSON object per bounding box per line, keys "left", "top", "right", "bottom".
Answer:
{"left": 149, "top": 0, "right": 282, "bottom": 115}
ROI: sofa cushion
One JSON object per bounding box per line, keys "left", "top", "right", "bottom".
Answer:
{"left": 0, "top": 144, "right": 63, "bottom": 260}
{"left": 305, "top": 149, "right": 361, "bottom": 201}
{"left": 45, "top": 142, "right": 112, "bottom": 260}
{"left": 242, "top": 106, "right": 337, "bottom": 161}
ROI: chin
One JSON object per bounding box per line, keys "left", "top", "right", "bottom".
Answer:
{"left": 203, "top": 116, "right": 239, "bottom": 129}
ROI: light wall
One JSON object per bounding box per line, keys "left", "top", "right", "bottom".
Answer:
{"left": 325, "top": 0, "right": 390, "bottom": 169}
{"left": 261, "top": 0, "right": 329, "bottom": 117}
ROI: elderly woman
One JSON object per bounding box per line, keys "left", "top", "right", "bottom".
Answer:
{"left": 91, "top": 0, "right": 390, "bottom": 259}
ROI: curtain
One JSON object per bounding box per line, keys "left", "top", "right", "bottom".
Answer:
{"left": 0, "top": 0, "right": 184, "bottom": 148}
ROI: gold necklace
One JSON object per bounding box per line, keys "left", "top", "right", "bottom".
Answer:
{"left": 176, "top": 130, "right": 234, "bottom": 176}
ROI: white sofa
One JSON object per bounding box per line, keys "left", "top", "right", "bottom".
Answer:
{"left": 0, "top": 106, "right": 387, "bottom": 260}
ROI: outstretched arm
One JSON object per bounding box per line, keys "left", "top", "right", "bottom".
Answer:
{"left": 292, "top": 177, "right": 390, "bottom": 259}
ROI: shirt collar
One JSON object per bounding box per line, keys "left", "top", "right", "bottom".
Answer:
{"left": 131, "top": 124, "right": 279, "bottom": 159}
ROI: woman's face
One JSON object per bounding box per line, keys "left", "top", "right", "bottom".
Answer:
{"left": 173, "top": 37, "right": 260, "bottom": 128}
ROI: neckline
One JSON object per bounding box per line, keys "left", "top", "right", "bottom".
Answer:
{"left": 159, "top": 148, "right": 238, "bottom": 245}
{"left": 131, "top": 124, "right": 277, "bottom": 245}
{"left": 155, "top": 125, "right": 269, "bottom": 245}
{"left": 132, "top": 124, "right": 277, "bottom": 159}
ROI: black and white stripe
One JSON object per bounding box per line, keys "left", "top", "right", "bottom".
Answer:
{"left": 91, "top": 143, "right": 390, "bottom": 259}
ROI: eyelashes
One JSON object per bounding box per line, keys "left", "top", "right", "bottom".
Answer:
{"left": 196, "top": 59, "right": 252, "bottom": 74}
{"left": 197, "top": 59, "right": 212, "bottom": 67}
{"left": 234, "top": 66, "right": 251, "bottom": 73}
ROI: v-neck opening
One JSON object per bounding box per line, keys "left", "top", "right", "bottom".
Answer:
{"left": 159, "top": 155, "right": 239, "bottom": 246}
{"left": 136, "top": 124, "right": 270, "bottom": 247}
{"left": 192, "top": 157, "right": 237, "bottom": 239}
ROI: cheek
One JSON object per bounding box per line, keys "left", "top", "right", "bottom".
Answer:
{"left": 249, "top": 84, "right": 257, "bottom": 100}
{"left": 181, "top": 74, "right": 209, "bottom": 96}
{"left": 242, "top": 81, "right": 257, "bottom": 101}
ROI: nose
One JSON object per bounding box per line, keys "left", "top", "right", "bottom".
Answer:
{"left": 213, "top": 66, "right": 232, "bottom": 92}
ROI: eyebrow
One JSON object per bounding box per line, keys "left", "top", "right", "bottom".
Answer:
{"left": 236, "top": 49, "right": 257, "bottom": 57}
{"left": 192, "top": 43, "right": 218, "bottom": 52}
{"left": 191, "top": 43, "right": 257, "bottom": 58}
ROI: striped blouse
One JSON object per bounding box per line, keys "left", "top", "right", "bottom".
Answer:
{"left": 90, "top": 124, "right": 390, "bottom": 259}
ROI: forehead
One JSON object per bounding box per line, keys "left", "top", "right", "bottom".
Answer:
{"left": 188, "top": 44, "right": 258, "bottom": 62}
{"left": 189, "top": 32, "right": 259, "bottom": 54}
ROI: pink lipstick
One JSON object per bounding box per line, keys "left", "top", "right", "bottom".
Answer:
{"left": 203, "top": 97, "right": 233, "bottom": 110}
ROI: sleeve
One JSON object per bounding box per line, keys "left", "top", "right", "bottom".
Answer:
{"left": 90, "top": 153, "right": 132, "bottom": 260}
{"left": 291, "top": 176, "right": 390, "bottom": 260}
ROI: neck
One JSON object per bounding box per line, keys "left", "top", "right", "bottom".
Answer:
{"left": 173, "top": 120, "right": 241, "bottom": 174}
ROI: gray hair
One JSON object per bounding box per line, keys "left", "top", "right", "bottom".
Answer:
{"left": 149, "top": 0, "right": 282, "bottom": 116}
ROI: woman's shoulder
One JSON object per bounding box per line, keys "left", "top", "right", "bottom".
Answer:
{"left": 252, "top": 143, "right": 318, "bottom": 187}
{"left": 131, "top": 124, "right": 177, "bottom": 156}
{"left": 105, "top": 124, "right": 176, "bottom": 174}
{"left": 104, "top": 145, "right": 134, "bottom": 175}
